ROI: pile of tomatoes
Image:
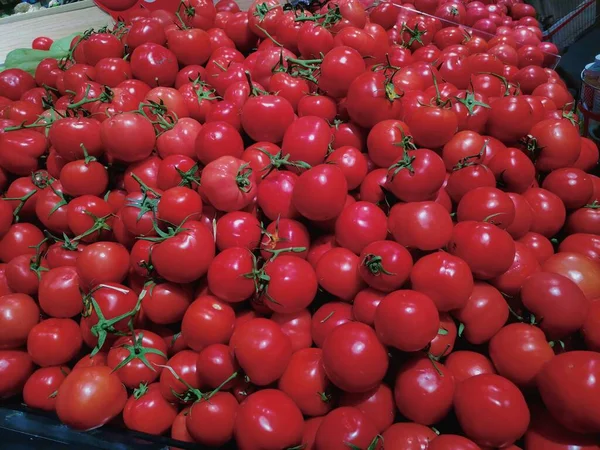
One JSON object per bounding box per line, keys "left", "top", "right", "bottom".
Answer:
{"left": 0, "top": 0, "right": 599, "bottom": 448}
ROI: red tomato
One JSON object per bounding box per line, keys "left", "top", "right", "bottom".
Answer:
{"left": 230, "top": 318, "right": 292, "bottom": 386}
{"left": 322, "top": 322, "right": 388, "bottom": 393}
{"left": 0, "top": 293, "right": 39, "bottom": 350}
{"left": 381, "top": 422, "right": 438, "bottom": 449}
{"left": 23, "top": 366, "right": 70, "bottom": 411}
{"left": 234, "top": 389, "right": 304, "bottom": 450}
{"left": 293, "top": 164, "right": 348, "bottom": 221}
{"left": 454, "top": 374, "right": 530, "bottom": 447}
{"left": 389, "top": 201, "right": 453, "bottom": 251}
{"left": 451, "top": 282, "right": 509, "bottom": 345}
{"left": 542, "top": 252, "right": 600, "bottom": 300}
{"left": 27, "top": 318, "right": 82, "bottom": 367}
{"left": 489, "top": 323, "right": 554, "bottom": 388}
{"left": 375, "top": 289, "right": 439, "bottom": 352}
{"left": 314, "top": 406, "right": 381, "bottom": 450}
{"left": 446, "top": 351, "right": 497, "bottom": 383}
{"left": 537, "top": 351, "right": 600, "bottom": 434}
{"left": 55, "top": 366, "right": 128, "bottom": 431}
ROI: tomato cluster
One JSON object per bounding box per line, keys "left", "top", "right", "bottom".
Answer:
{"left": 0, "top": 0, "right": 599, "bottom": 449}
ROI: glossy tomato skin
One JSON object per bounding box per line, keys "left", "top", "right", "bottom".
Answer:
{"left": 181, "top": 295, "right": 235, "bottom": 351}
{"left": 537, "top": 351, "right": 600, "bottom": 434}
{"left": 159, "top": 350, "right": 201, "bottom": 403}
{"left": 314, "top": 406, "right": 381, "bottom": 450}
{"left": 293, "top": 165, "right": 348, "bottom": 222}
{"left": 389, "top": 201, "right": 453, "bottom": 251}
{"left": 107, "top": 330, "right": 168, "bottom": 389}
{"left": 55, "top": 366, "right": 128, "bottom": 431}
{"left": 262, "top": 256, "right": 318, "bottom": 314}
{"left": 375, "top": 290, "right": 439, "bottom": 352}
{"left": 335, "top": 201, "right": 388, "bottom": 255}
{"left": 207, "top": 247, "right": 256, "bottom": 302}
{"left": 454, "top": 374, "right": 530, "bottom": 448}
{"left": 446, "top": 351, "right": 497, "bottom": 383}
{"left": 229, "top": 318, "right": 292, "bottom": 386}
{"left": 381, "top": 422, "right": 437, "bottom": 450}
{"left": 311, "top": 302, "right": 353, "bottom": 348}
{"left": 124, "top": 383, "right": 178, "bottom": 435}
{"left": 358, "top": 240, "right": 413, "bottom": 293}
{"left": 428, "top": 435, "right": 482, "bottom": 450}
{"left": 0, "top": 350, "right": 34, "bottom": 399}
{"left": 451, "top": 282, "right": 509, "bottom": 345}
{"left": 542, "top": 252, "right": 600, "bottom": 300}
{"left": 520, "top": 271, "right": 589, "bottom": 339}
{"left": 186, "top": 391, "right": 239, "bottom": 446}
{"left": 410, "top": 251, "right": 474, "bottom": 311}
{"left": 322, "top": 322, "right": 388, "bottom": 393}
{"left": 152, "top": 220, "right": 215, "bottom": 284}
{"left": 0, "top": 293, "right": 40, "bottom": 350}
{"left": 489, "top": 323, "right": 554, "bottom": 388}
{"left": 316, "top": 247, "right": 365, "bottom": 302}
{"left": 448, "top": 221, "right": 516, "bottom": 280}
{"left": 278, "top": 348, "right": 333, "bottom": 417}
{"left": 27, "top": 318, "right": 83, "bottom": 367}
{"left": 234, "top": 389, "right": 304, "bottom": 450}
{"left": 394, "top": 355, "right": 455, "bottom": 426}
{"left": 23, "top": 366, "right": 70, "bottom": 411}
{"left": 76, "top": 241, "right": 129, "bottom": 288}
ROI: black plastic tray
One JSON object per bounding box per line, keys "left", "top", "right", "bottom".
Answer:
{"left": 0, "top": 404, "right": 207, "bottom": 450}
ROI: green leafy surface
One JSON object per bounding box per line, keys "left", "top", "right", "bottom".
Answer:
{"left": 1, "top": 32, "right": 81, "bottom": 74}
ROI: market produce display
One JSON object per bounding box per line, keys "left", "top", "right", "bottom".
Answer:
{"left": 0, "top": 0, "right": 599, "bottom": 449}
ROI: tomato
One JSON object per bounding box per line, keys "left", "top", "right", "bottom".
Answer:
{"left": 489, "top": 323, "right": 554, "bottom": 388}
{"left": 259, "top": 218, "right": 309, "bottom": 260}
{"left": 528, "top": 119, "right": 581, "bottom": 172}
{"left": 278, "top": 348, "right": 332, "bottom": 417}
{"left": 394, "top": 355, "right": 455, "bottom": 426}
{"left": 123, "top": 383, "right": 177, "bottom": 435}
{"left": 452, "top": 282, "right": 509, "bottom": 345}
{"left": 345, "top": 71, "right": 403, "bottom": 129}
{"left": 100, "top": 113, "right": 156, "bottom": 163}
{"left": 559, "top": 233, "right": 600, "bottom": 263}
{"left": 76, "top": 241, "right": 129, "bottom": 288}
{"left": 487, "top": 146, "right": 536, "bottom": 194}
{"left": 27, "top": 318, "right": 82, "bottom": 367}
{"left": 358, "top": 240, "right": 412, "bottom": 293}
{"left": 542, "top": 252, "right": 600, "bottom": 301}
{"left": 375, "top": 289, "right": 439, "bottom": 352}
{"left": 446, "top": 351, "right": 497, "bottom": 383}
{"left": 242, "top": 94, "right": 295, "bottom": 144}
{"left": 319, "top": 46, "right": 366, "bottom": 99}
{"left": 525, "top": 403, "right": 600, "bottom": 450}
{"left": 316, "top": 247, "right": 365, "bottom": 302}
{"left": 532, "top": 82, "right": 573, "bottom": 109}
{"left": 325, "top": 145, "right": 368, "bottom": 190}
{"left": 428, "top": 435, "right": 482, "bottom": 450}
{"left": 130, "top": 43, "right": 178, "bottom": 87}
{"left": 181, "top": 295, "right": 235, "bottom": 351}
{"left": 292, "top": 164, "right": 348, "bottom": 221}
{"left": 566, "top": 204, "right": 600, "bottom": 235}
{"left": 157, "top": 186, "right": 203, "bottom": 225}
{"left": 159, "top": 350, "right": 202, "bottom": 403}
{"left": 0, "top": 223, "right": 45, "bottom": 263}
{"left": 487, "top": 96, "right": 535, "bottom": 144}
{"left": 457, "top": 186, "right": 516, "bottom": 229}
{"left": 505, "top": 193, "right": 534, "bottom": 239}
{"left": 314, "top": 407, "right": 381, "bottom": 450}
{"left": 201, "top": 156, "right": 257, "bottom": 212}
{"left": 407, "top": 106, "right": 459, "bottom": 149}
{"left": 55, "top": 366, "right": 127, "bottom": 431}
{"left": 230, "top": 318, "right": 292, "bottom": 386}
{"left": 0, "top": 129, "right": 48, "bottom": 176}
{"left": 0, "top": 69, "right": 36, "bottom": 101}
{"left": 448, "top": 221, "right": 516, "bottom": 280}
{"left": 389, "top": 201, "right": 453, "bottom": 251}
{"left": 381, "top": 422, "right": 437, "bottom": 449}
{"left": 334, "top": 201, "right": 388, "bottom": 255}
{"left": 151, "top": 220, "right": 215, "bottom": 284}
{"left": 411, "top": 251, "right": 474, "bottom": 311}
{"left": 23, "top": 366, "right": 70, "bottom": 411}
{"left": 454, "top": 374, "right": 530, "bottom": 447}
{"left": 207, "top": 247, "right": 256, "bottom": 302}
{"left": 321, "top": 322, "right": 387, "bottom": 393}
{"left": 0, "top": 350, "right": 34, "bottom": 399}
{"left": 387, "top": 148, "right": 446, "bottom": 202}
{"left": 0, "top": 293, "right": 39, "bottom": 350}
{"left": 520, "top": 271, "right": 589, "bottom": 339}
{"left": 106, "top": 329, "right": 167, "bottom": 388}
{"left": 537, "top": 351, "right": 600, "bottom": 434}
{"left": 574, "top": 137, "right": 599, "bottom": 172}
{"left": 234, "top": 389, "right": 303, "bottom": 450}
{"left": 311, "top": 302, "right": 353, "bottom": 348}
